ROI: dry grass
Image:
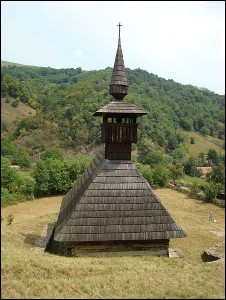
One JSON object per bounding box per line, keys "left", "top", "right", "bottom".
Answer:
{"left": 1, "top": 97, "right": 36, "bottom": 138}
{"left": 1, "top": 189, "right": 225, "bottom": 299}
{"left": 181, "top": 130, "right": 225, "bottom": 157}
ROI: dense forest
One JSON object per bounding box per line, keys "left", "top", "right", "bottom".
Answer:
{"left": 1, "top": 62, "right": 225, "bottom": 206}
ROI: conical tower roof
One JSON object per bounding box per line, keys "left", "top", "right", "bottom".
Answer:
{"left": 110, "top": 36, "right": 128, "bottom": 87}
{"left": 109, "top": 23, "right": 128, "bottom": 100}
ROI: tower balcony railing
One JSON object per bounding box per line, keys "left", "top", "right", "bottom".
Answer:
{"left": 101, "top": 123, "right": 137, "bottom": 144}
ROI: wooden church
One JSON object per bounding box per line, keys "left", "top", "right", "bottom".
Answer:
{"left": 53, "top": 24, "right": 187, "bottom": 256}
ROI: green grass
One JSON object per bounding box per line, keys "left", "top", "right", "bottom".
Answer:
{"left": 211, "top": 139, "right": 225, "bottom": 148}
{"left": 1, "top": 189, "right": 225, "bottom": 299}
{"left": 181, "top": 175, "right": 206, "bottom": 186}
{"left": 17, "top": 169, "right": 34, "bottom": 180}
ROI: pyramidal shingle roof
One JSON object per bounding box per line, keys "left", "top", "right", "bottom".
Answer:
{"left": 54, "top": 149, "right": 187, "bottom": 243}
{"left": 93, "top": 100, "right": 148, "bottom": 116}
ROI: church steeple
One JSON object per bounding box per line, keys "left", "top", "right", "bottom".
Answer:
{"left": 94, "top": 23, "right": 148, "bottom": 160}
{"left": 109, "top": 23, "right": 128, "bottom": 100}
{"left": 53, "top": 24, "right": 187, "bottom": 257}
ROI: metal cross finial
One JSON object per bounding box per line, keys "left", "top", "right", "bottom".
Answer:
{"left": 117, "top": 22, "right": 122, "bottom": 38}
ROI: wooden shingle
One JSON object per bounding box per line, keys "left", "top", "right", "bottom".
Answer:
{"left": 54, "top": 151, "right": 187, "bottom": 243}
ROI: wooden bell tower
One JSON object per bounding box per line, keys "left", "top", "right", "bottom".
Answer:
{"left": 94, "top": 23, "right": 147, "bottom": 160}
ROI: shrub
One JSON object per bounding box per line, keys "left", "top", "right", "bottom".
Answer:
{"left": 152, "top": 164, "right": 170, "bottom": 188}
{"left": 33, "top": 159, "right": 50, "bottom": 196}
{"left": 40, "top": 147, "right": 64, "bottom": 161}
{"left": 19, "top": 178, "right": 35, "bottom": 198}
{"left": 204, "top": 182, "right": 221, "bottom": 203}
{"left": 190, "top": 137, "right": 195, "bottom": 144}
{"left": 135, "top": 163, "right": 153, "bottom": 185}
{"left": 7, "top": 213, "right": 14, "bottom": 225}
{"left": 1, "top": 121, "right": 7, "bottom": 132}
{"left": 1, "top": 157, "right": 35, "bottom": 206}
{"left": 11, "top": 98, "right": 19, "bottom": 108}
{"left": 189, "top": 182, "right": 203, "bottom": 199}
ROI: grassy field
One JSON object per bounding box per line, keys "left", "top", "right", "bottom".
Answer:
{"left": 1, "top": 60, "right": 39, "bottom": 68}
{"left": 181, "top": 130, "right": 225, "bottom": 158}
{"left": 1, "top": 189, "right": 225, "bottom": 299}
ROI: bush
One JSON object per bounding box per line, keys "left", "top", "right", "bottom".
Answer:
{"left": 19, "top": 178, "right": 35, "bottom": 198}
{"left": 136, "top": 162, "right": 169, "bottom": 189}
{"left": 33, "top": 159, "right": 50, "bottom": 196}
{"left": 152, "top": 164, "right": 170, "bottom": 188}
{"left": 189, "top": 182, "right": 203, "bottom": 199}
{"left": 190, "top": 137, "right": 195, "bottom": 144}
{"left": 135, "top": 163, "right": 153, "bottom": 185}
{"left": 204, "top": 182, "right": 221, "bottom": 203}
{"left": 1, "top": 157, "right": 35, "bottom": 206}
{"left": 16, "top": 148, "right": 32, "bottom": 169}
{"left": 40, "top": 147, "right": 64, "bottom": 161}
{"left": 33, "top": 154, "right": 92, "bottom": 197}
{"left": 7, "top": 213, "right": 14, "bottom": 225}
{"left": 11, "top": 98, "right": 19, "bottom": 108}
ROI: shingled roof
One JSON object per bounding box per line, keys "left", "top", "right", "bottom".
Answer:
{"left": 53, "top": 24, "right": 187, "bottom": 253}
{"left": 110, "top": 37, "right": 128, "bottom": 87}
{"left": 54, "top": 148, "right": 186, "bottom": 243}
{"left": 93, "top": 100, "right": 148, "bottom": 116}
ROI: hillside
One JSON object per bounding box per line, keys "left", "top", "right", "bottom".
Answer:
{"left": 181, "top": 130, "right": 224, "bottom": 158}
{"left": 1, "top": 60, "right": 39, "bottom": 68}
{"left": 1, "top": 188, "right": 225, "bottom": 299}
{"left": 1, "top": 61, "right": 225, "bottom": 160}
{"left": 1, "top": 97, "right": 36, "bottom": 139}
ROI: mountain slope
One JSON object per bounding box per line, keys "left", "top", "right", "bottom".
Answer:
{"left": 1, "top": 61, "right": 225, "bottom": 159}
{"left": 1, "top": 97, "right": 36, "bottom": 138}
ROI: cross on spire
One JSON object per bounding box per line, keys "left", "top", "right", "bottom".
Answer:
{"left": 117, "top": 22, "right": 122, "bottom": 38}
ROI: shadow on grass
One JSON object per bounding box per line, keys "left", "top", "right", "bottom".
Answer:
{"left": 23, "top": 233, "right": 40, "bottom": 246}
{"left": 45, "top": 225, "right": 68, "bottom": 256}
{"left": 23, "top": 223, "right": 67, "bottom": 256}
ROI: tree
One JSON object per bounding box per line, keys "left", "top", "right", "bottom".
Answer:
{"left": 146, "top": 152, "right": 164, "bottom": 168}
{"left": 170, "top": 146, "right": 186, "bottom": 163}
{"left": 207, "top": 149, "right": 220, "bottom": 166}
{"left": 65, "top": 107, "right": 74, "bottom": 121}
{"left": 167, "top": 136, "right": 179, "bottom": 150}
{"left": 47, "top": 159, "right": 71, "bottom": 194}
{"left": 33, "top": 159, "right": 50, "bottom": 196}
{"left": 190, "top": 137, "right": 195, "bottom": 144}
{"left": 1, "top": 157, "right": 18, "bottom": 191}
{"left": 169, "top": 163, "right": 184, "bottom": 184}
{"left": 137, "top": 138, "right": 159, "bottom": 164}
{"left": 135, "top": 162, "right": 153, "bottom": 186}
{"left": 198, "top": 152, "right": 207, "bottom": 166}
{"left": 1, "top": 138, "right": 17, "bottom": 160}
{"left": 180, "top": 118, "right": 194, "bottom": 131}
{"left": 206, "top": 164, "right": 225, "bottom": 193}
{"left": 1, "top": 156, "right": 34, "bottom": 203}
{"left": 40, "top": 147, "right": 64, "bottom": 161}
{"left": 15, "top": 148, "right": 32, "bottom": 169}
{"left": 204, "top": 182, "right": 221, "bottom": 203}
{"left": 200, "top": 127, "right": 210, "bottom": 136}
{"left": 184, "top": 157, "right": 202, "bottom": 177}
{"left": 152, "top": 164, "right": 170, "bottom": 188}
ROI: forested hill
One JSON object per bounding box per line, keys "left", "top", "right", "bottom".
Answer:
{"left": 1, "top": 62, "right": 225, "bottom": 158}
